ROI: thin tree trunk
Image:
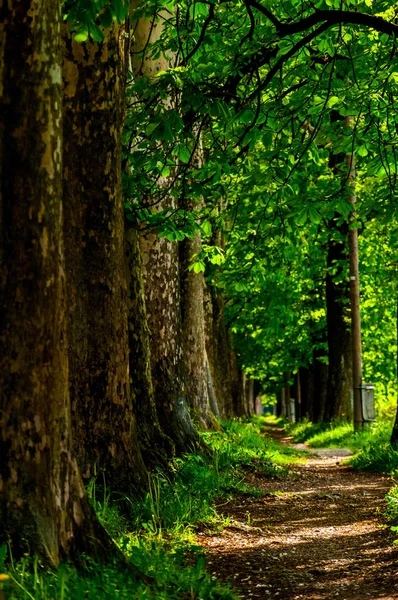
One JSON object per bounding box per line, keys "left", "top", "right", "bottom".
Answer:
{"left": 230, "top": 345, "right": 245, "bottom": 417}
{"left": 299, "top": 367, "right": 310, "bottom": 419}
{"left": 391, "top": 294, "right": 398, "bottom": 445}
{"left": 0, "top": 0, "right": 113, "bottom": 564}
{"left": 63, "top": 25, "right": 147, "bottom": 493}
{"left": 284, "top": 372, "right": 292, "bottom": 421}
{"left": 345, "top": 117, "right": 363, "bottom": 430}
{"left": 312, "top": 351, "right": 328, "bottom": 422}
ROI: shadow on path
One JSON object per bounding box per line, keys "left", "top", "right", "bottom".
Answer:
{"left": 198, "top": 428, "right": 398, "bottom": 599}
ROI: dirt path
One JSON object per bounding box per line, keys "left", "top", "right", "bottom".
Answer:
{"left": 198, "top": 428, "right": 398, "bottom": 599}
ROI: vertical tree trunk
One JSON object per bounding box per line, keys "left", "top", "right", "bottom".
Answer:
{"left": 63, "top": 26, "right": 147, "bottom": 493}
{"left": 125, "top": 224, "right": 175, "bottom": 465}
{"left": 325, "top": 234, "right": 353, "bottom": 421}
{"left": 204, "top": 287, "right": 234, "bottom": 418}
{"left": 132, "top": 14, "right": 199, "bottom": 453}
{"left": 295, "top": 371, "right": 302, "bottom": 421}
{"left": 140, "top": 224, "right": 200, "bottom": 453}
{"left": 0, "top": 0, "right": 112, "bottom": 564}
{"left": 311, "top": 351, "right": 328, "bottom": 422}
{"left": 299, "top": 367, "right": 310, "bottom": 419}
{"left": 180, "top": 231, "right": 218, "bottom": 429}
{"left": 391, "top": 295, "right": 398, "bottom": 446}
{"left": 345, "top": 118, "right": 363, "bottom": 430}
{"left": 284, "top": 372, "right": 292, "bottom": 421}
{"left": 230, "top": 345, "right": 245, "bottom": 417}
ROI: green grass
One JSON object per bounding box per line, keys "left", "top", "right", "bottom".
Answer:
{"left": 0, "top": 417, "right": 301, "bottom": 600}
{"left": 286, "top": 417, "right": 398, "bottom": 473}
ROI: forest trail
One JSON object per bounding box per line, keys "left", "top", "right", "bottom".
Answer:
{"left": 198, "top": 427, "right": 398, "bottom": 600}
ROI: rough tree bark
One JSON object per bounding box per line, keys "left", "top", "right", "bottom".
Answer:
{"left": 132, "top": 14, "right": 200, "bottom": 453}
{"left": 180, "top": 232, "right": 219, "bottom": 429}
{"left": 0, "top": 0, "right": 113, "bottom": 564}
{"left": 63, "top": 25, "right": 147, "bottom": 493}
{"left": 125, "top": 224, "right": 175, "bottom": 465}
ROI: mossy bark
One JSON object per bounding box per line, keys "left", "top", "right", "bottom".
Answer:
{"left": 63, "top": 26, "right": 147, "bottom": 494}
{"left": 125, "top": 224, "right": 174, "bottom": 465}
{"left": 0, "top": 0, "right": 113, "bottom": 565}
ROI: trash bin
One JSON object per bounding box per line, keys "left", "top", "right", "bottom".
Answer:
{"left": 360, "top": 383, "right": 375, "bottom": 422}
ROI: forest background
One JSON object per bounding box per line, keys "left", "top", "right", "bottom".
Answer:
{"left": 1, "top": 0, "right": 398, "bottom": 597}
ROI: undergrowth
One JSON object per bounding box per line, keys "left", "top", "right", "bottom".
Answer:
{"left": 385, "top": 483, "right": 398, "bottom": 542}
{"left": 0, "top": 417, "right": 300, "bottom": 599}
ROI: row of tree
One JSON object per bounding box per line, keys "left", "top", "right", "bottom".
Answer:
{"left": 1, "top": 0, "right": 398, "bottom": 566}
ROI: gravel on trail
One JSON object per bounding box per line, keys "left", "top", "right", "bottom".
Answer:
{"left": 197, "top": 428, "right": 398, "bottom": 600}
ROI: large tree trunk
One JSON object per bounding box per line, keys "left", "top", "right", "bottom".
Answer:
{"left": 63, "top": 26, "right": 147, "bottom": 494}
{"left": 324, "top": 234, "right": 353, "bottom": 421}
{"left": 180, "top": 234, "right": 219, "bottom": 429}
{"left": 132, "top": 14, "right": 200, "bottom": 452}
{"left": 140, "top": 225, "right": 200, "bottom": 453}
{"left": 0, "top": 0, "right": 112, "bottom": 564}
{"left": 126, "top": 224, "right": 174, "bottom": 465}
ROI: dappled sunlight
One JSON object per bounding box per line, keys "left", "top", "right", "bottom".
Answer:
{"left": 200, "top": 443, "right": 398, "bottom": 600}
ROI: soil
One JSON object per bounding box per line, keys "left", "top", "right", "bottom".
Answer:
{"left": 197, "top": 427, "right": 398, "bottom": 600}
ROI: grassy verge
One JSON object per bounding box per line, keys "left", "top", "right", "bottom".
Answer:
{"left": 0, "top": 418, "right": 301, "bottom": 599}
{"left": 284, "top": 416, "right": 398, "bottom": 542}
{"left": 285, "top": 418, "right": 398, "bottom": 472}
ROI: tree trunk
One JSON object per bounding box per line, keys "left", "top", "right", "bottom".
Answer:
{"left": 204, "top": 286, "right": 234, "bottom": 418}
{"left": 0, "top": 0, "right": 113, "bottom": 564}
{"left": 284, "top": 372, "right": 293, "bottom": 421}
{"left": 345, "top": 118, "right": 363, "bottom": 430}
{"left": 295, "top": 371, "right": 302, "bottom": 421}
{"left": 125, "top": 224, "right": 174, "bottom": 465}
{"left": 140, "top": 224, "right": 200, "bottom": 453}
{"left": 299, "top": 367, "right": 310, "bottom": 419}
{"left": 230, "top": 345, "right": 245, "bottom": 417}
{"left": 132, "top": 14, "right": 200, "bottom": 453}
{"left": 63, "top": 25, "right": 147, "bottom": 493}
{"left": 311, "top": 351, "right": 328, "bottom": 422}
{"left": 325, "top": 233, "right": 353, "bottom": 421}
{"left": 391, "top": 295, "right": 398, "bottom": 446}
{"left": 180, "top": 231, "right": 219, "bottom": 429}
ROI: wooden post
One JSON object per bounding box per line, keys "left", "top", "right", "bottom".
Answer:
{"left": 345, "top": 116, "right": 363, "bottom": 430}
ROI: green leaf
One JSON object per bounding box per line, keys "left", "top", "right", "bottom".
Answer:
{"left": 327, "top": 96, "right": 340, "bottom": 109}
{"left": 201, "top": 220, "right": 212, "bottom": 236}
{"left": 192, "top": 261, "right": 206, "bottom": 273}
{"left": 178, "top": 146, "right": 191, "bottom": 164}
{"left": 89, "top": 23, "right": 104, "bottom": 42}
{"left": 99, "top": 8, "right": 113, "bottom": 29}
{"left": 74, "top": 25, "right": 89, "bottom": 43}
